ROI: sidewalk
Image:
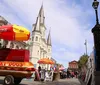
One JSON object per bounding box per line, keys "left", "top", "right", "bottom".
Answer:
{"left": 78, "top": 78, "right": 86, "bottom": 85}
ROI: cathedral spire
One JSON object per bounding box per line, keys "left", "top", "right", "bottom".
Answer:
{"left": 33, "top": 16, "right": 40, "bottom": 32}
{"left": 47, "top": 30, "right": 52, "bottom": 46}
{"left": 38, "top": 4, "right": 45, "bottom": 24}
{"left": 33, "top": 4, "right": 44, "bottom": 33}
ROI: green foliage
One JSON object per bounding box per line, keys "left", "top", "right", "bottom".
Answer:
{"left": 78, "top": 54, "right": 88, "bottom": 69}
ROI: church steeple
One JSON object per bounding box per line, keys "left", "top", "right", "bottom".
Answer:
{"left": 33, "top": 16, "right": 41, "bottom": 33}
{"left": 39, "top": 4, "right": 45, "bottom": 24}
{"left": 47, "top": 30, "right": 52, "bottom": 46}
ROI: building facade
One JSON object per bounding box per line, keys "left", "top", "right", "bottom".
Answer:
{"left": 68, "top": 60, "right": 78, "bottom": 71}
{"left": 0, "top": 16, "right": 27, "bottom": 49}
{"left": 30, "top": 5, "right": 52, "bottom": 69}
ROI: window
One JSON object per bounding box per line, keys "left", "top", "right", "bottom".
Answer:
{"left": 4, "top": 40, "right": 8, "bottom": 46}
{"left": 37, "top": 50, "right": 39, "bottom": 55}
{"left": 48, "top": 49, "right": 50, "bottom": 52}
{"left": 10, "top": 42, "right": 14, "bottom": 49}
{"left": 32, "top": 37, "right": 34, "bottom": 41}
{"left": 35, "top": 36, "right": 38, "bottom": 41}
{"left": 16, "top": 45, "right": 19, "bottom": 49}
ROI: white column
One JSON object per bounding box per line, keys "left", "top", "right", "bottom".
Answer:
{"left": 41, "top": 50, "right": 43, "bottom": 59}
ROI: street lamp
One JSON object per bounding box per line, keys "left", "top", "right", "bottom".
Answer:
{"left": 92, "top": 0, "right": 99, "bottom": 25}
{"left": 92, "top": 0, "right": 100, "bottom": 71}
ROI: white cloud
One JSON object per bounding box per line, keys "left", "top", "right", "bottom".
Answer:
{"left": 0, "top": 0, "right": 94, "bottom": 68}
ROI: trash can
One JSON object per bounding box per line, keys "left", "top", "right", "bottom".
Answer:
{"left": 53, "top": 72, "right": 60, "bottom": 81}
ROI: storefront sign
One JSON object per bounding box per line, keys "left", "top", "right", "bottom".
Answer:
{"left": 0, "top": 62, "right": 23, "bottom": 67}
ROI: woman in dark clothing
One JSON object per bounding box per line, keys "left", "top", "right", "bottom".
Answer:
{"left": 38, "top": 66, "right": 41, "bottom": 77}
{"left": 67, "top": 70, "right": 70, "bottom": 78}
{"left": 74, "top": 71, "right": 78, "bottom": 78}
{"left": 38, "top": 66, "right": 41, "bottom": 72}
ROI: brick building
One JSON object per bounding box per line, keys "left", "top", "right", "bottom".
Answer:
{"left": 68, "top": 60, "right": 79, "bottom": 71}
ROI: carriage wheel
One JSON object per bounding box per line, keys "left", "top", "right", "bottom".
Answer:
{"left": 4, "top": 75, "right": 14, "bottom": 85}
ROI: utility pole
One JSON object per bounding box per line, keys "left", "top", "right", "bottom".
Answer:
{"left": 84, "top": 40, "right": 87, "bottom": 55}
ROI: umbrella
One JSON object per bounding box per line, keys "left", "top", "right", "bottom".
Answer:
{"left": 59, "top": 67, "right": 65, "bottom": 71}
{"left": 38, "top": 58, "right": 55, "bottom": 70}
{"left": 49, "top": 60, "right": 55, "bottom": 64}
{"left": 0, "top": 24, "right": 30, "bottom": 41}
{"left": 38, "top": 58, "right": 54, "bottom": 64}
{"left": 38, "top": 58, "right": 49, "bottom": 64}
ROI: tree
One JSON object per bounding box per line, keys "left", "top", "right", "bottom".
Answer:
{"left": 78, "top": 54, "right": 89, "bottom": 69}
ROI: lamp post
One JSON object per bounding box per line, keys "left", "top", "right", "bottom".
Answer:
{"left": 92, "top": 0, "right": 100, "bottom": 71}
{"left": 84, "top": 40, "right": 87, "bottom": 55}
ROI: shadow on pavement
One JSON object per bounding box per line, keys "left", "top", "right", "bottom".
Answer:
{"left": 0, "top": 80, "right": 28, "bottom": 85}
{"left": 0, "top": 80, "right": 4, "bottom": 84}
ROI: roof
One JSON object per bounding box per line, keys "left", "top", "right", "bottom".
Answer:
{"left": 47, "top": 30, "right": 51, "bottom": 46}
{"left": 69, "top": 60, "right": 78, "bottom": 64}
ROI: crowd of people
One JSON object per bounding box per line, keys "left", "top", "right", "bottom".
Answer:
{"left": 34, "top": 66, "right": 79, "bottom": 81}
{"left": 60, "top": 70, "right": 78, "bottom": 79}
{"left": 34, "top": 66, "right": 54, "bottom": 81}
{"left": 66, "top": 70, "right": 78, "bottom": 78}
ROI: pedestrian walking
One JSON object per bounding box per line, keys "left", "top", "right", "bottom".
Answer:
{"left": 75, "top": 71, "right": 78, "bottom": 78}
{"left": 38, "top": 66, "right": 41, "bottom": 77}
{"left": 40, "top": 69, "right": 46, "bottom": 81}
{"left": 71, "top": 71, "right": 74, "bottom": 78}
{"left": 67, "top": 70, "right": 70, "bottom": 78}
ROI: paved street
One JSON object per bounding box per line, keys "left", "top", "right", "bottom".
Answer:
{"left": 21, "top": 78, "right": 82, "bottom": 85}
{"left": 0, "top": 77, "right": 83, "bottom": 85}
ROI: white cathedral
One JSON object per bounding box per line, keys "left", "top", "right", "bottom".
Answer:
{"left": 29, "top": 5, "right": 52, "bottom": 69}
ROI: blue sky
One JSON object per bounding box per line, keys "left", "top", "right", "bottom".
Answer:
{"left": 0, "top": 0, "right": 100, "bottom": 68}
